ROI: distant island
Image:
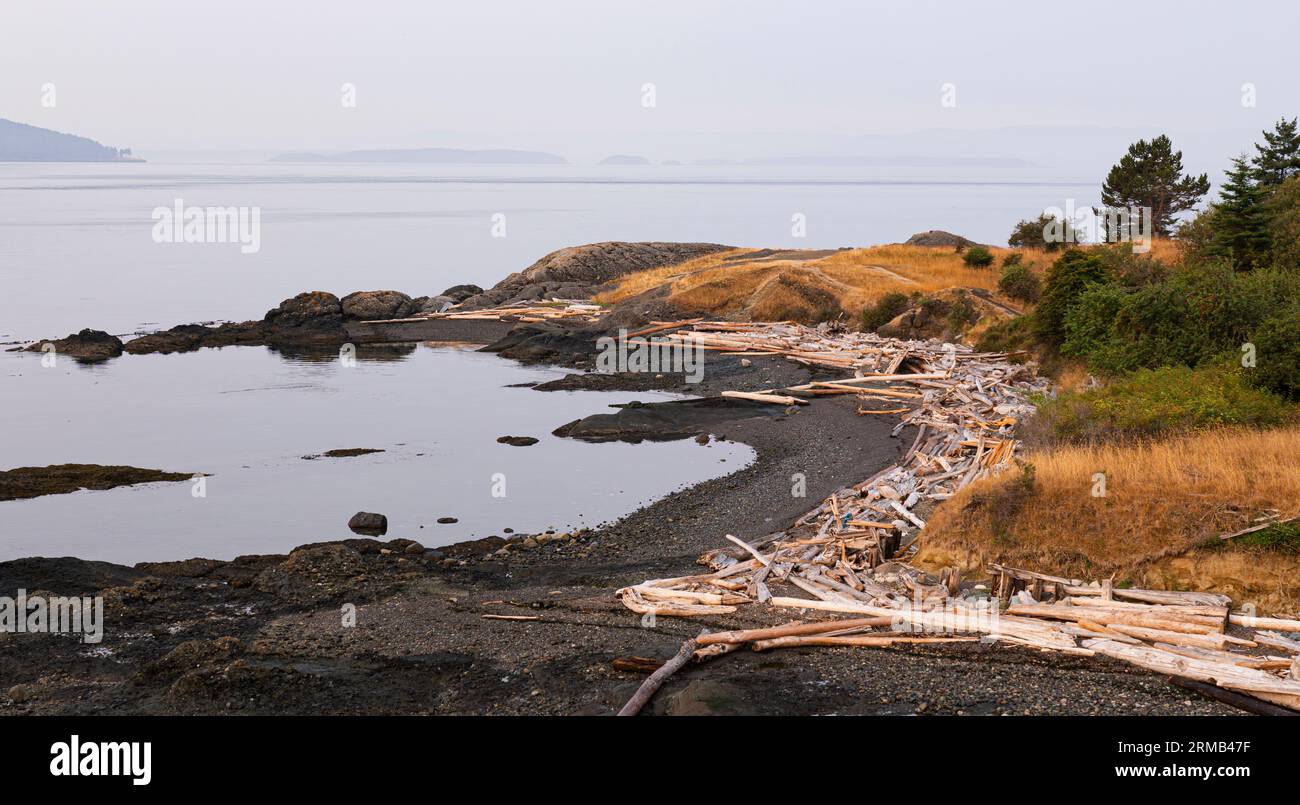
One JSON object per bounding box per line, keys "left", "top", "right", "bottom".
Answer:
{"left": 0, "top": 118, "right": 142, "bottom": 162}
{"left": 271, "top": 147, "right": 567, "bottom": 165}
{"left": 599, "top": 154, "right": 650, "bottom": 165}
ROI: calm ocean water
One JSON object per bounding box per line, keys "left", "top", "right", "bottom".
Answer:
{"left": 0, "top": 159, "right": 1096, "bottom": 342}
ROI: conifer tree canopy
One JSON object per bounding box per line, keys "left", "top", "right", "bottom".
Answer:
{"left": 1100, "top": 135, "right": 1209, "bottom": 237}
{"left": 1252, "top": 117, "right": 1300, "bottom": 188}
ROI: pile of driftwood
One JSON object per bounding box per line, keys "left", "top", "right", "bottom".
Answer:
{"left": 371, "top": 299, "right": 605, "bottom": 325}
{"left": 616, "top": 323, "right": 1300, "bottom": 713}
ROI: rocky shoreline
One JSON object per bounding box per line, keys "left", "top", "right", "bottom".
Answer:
{"left": 0, "top": 350, "right": 1233, "bottom": 716}
{"left": 0, "top": 241, "right": 1239, "bottom": 715}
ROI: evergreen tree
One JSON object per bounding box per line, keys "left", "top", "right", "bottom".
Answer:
{"left": 1100, "top": 135, "right": 1210, "bottom": 238}
{"left": 1252, "top": 117, "right": 1300, "bottom": 188}
{"left": 1210, "top": 155, "right": 1270, "bottom": 269}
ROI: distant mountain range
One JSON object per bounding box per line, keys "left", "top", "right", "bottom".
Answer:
{"left": 0, "top": 118, "right": 142, "bottom": 162}
{"left": 271, "top": 147, "right": 567, "bottom": 165}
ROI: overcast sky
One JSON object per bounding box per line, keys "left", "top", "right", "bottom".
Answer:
{"left": 3, "top": 0, "right": 1298, "bottom": 160}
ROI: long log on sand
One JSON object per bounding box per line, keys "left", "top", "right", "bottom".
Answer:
{"left": 720, "top": 390, "right": 809, "bottom": 406}
{"left": 1008, "top": 604, "right": 1223, "bottom": 634}
{"left": 1104, "top": 624, "right": 1255, "bottom": 650}
{"left": 1084, "top": 638, "right": 1300, "bottom": 711}
{"left": 618, "top": 631, "right": 704, "bottom": 717}
{"left": 751, "top": 634, "right": 976, "bottom": 651}
{"left": 769, "top": 596, "right": 1079, "bottom": 652}
{"left": 1168, "top": 676, "right": 1299, "bottom": 717}
{"left": 697, "top": 617, "right": 895, "bottom": 645}
{"left": 1229, "top": 613, "right": 1300, "bottom": 631}
{"left": 1254, "top": 631, "right": 1300, "bottom": 654}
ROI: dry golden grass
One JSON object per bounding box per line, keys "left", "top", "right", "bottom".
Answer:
{"left": 593, "top": 239, "right": 1181, "bottom": 324}
{"left": 594, "top": 245, "right": 1014, "bottom": 320}
{"left": 917, "top": 427, "right": 1300, "bottom": 610}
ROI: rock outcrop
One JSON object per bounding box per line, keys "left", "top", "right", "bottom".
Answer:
{"left": 460, "top": 241, "right": 730, "bottom": 309}
{"left": 21, "top": 329, "right": 124, "bottom": 363}
{"left": 122, "top": 292, "right": 348, "bottom": 355}
{"left": 903, "top": 230, "right": 979, "bottom": 249}
{"left": 340, "top": 290, "right": 417, "bottom": 321}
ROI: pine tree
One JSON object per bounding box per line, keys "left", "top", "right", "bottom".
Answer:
{"left": 1210, "top": 155, "right": 1270, "bottom": 269}
{"left": 1100, "top": 135, "right": 1210, "bottom": 238}
{"left": 1252, "top": 117, "right": 1300, "bottom": 188}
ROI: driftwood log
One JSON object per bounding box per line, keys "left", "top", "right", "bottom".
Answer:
{"left": 617, "top": 631, "right": 705, "bottom": 717}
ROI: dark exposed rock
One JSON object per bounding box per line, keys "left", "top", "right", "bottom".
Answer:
{"left": 262, "top": 291, "right": 347, "bottom": 346}
{"left": 479, "top": 322, "right": 601, "bottom": 367}
{"left": 123, "top": 291, "right": 347, "bottom": 355}
{"left": 123, "top": 321, "right": 263, "bottom": 355}
{"left": 440, "top": 284, "right": 484, "bottom": 303}
{"left": 552, "top": 397, "right": 781, "bottom": 443}
{"left": 496, "top": 435, "right": 539, "bottom": 447}
{"left": 0, "top": 464, "right": 192, "bottom": 502}
{"left": 436, "top": 517, "right": 458, "bottom": 524}
{"left": 347, "top": 512, "right": 388, "bottom": 536}
{"left": 302, "top": 448, "right": 385, "bottom": 460}
{"left": 22, "top": 329, "right": 123, "bottom": 363}
{"left": 410, "top": 295, "right": 455, "bottom": 314}
{"left": 340, "top": 290, "right": 416, "bottom": 321}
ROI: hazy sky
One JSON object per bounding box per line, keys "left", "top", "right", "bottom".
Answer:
{"left": 4, "top": 0, "right": 1299, "bottom": 159}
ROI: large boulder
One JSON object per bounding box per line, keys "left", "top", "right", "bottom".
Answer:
{"left": 341, "top": 290, "right": 417, "bottom": 321}
{"left": 261, "top": 291, "right": 346, "bottom": 345}
{"left": 440, "top": 284, "right": 483, "bottom": 303}
{"left": 22, "top": 329, "right": 123, "bottom": 363}
{"left": 347, "top": 511, "right": 388, "bottom": 535}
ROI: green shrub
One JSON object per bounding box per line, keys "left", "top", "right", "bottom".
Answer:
{"left": 1001, "top": 252, "right": 1024, "bottom": 267}
{"left": 1008, "top": 214, "right": 1076, "bottom": 251}
{"left": 998, "top": 263, "right": 1041, "bottom": 303}
{"left": 1264, "top": 174, "right": 1300, "bottom": 272}
{"left": 859, "top": 291, "right": 912, "bottom": 332}
{"left": 962, "top": 245, "right": 994, "bottom": 267}
{"left": 1248, "top": 299, "right": 1300, "bottom": 399}
{"left": 1034, "top": 248, "right": 1111, "bottom": 345}
{"left": 1062, "top": 262, "right": 1300, "bottom": 375}
{"left": 1093, "top": 241, "right": 1170, "bottom": 287}
{"left": 1021, "top": 364, "right": 1296, "bottom": 447}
